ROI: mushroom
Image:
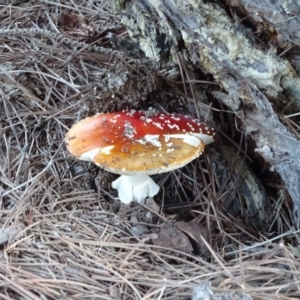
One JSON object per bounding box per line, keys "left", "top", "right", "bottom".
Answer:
{"left": 65, "top": 109, "right": 216, "bottom": 204}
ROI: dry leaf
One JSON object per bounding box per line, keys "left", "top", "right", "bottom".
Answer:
{"left": 177, "top": 221, "right": 209, "bottom": 256}
{"left": 151, "top": 227, "right": 193, "bottom": 253}
{"left": 58, "top": 13, "right": 95, "bottom": 37}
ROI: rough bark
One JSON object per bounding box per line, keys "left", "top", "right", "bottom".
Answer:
{"left": 228, "top": 0, "right": 300, "bottom": 46}
{"left": 113, "top": 0, "right": 300, "bottom": 225}
{"left": 114, "top": 0, "right": 300, "bottom": 108}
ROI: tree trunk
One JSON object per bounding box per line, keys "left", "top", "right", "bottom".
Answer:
{"left": 112, "top": 0, "right": 300, "bottom": 225}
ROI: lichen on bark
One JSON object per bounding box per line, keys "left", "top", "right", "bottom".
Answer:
{"left": 116, "top": 0, "right": 300, "bottom": 107}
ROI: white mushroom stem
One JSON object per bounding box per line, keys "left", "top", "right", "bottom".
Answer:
{"left": 111, "top": 175, "right": 160, "bottom": 204}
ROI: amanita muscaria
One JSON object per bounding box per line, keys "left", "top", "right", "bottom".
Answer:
{"left": 65, "top": 109, "right": 216, "bottom": 204}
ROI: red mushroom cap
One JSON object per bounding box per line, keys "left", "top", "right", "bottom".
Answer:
{"left": 65, "top": 109, "right": 216, "bottom": 175}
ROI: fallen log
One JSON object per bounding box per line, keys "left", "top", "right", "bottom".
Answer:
{"left": 112, "top": 0, "right": 300, "bottom": 225}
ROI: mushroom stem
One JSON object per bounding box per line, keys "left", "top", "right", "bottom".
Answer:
{"left": 111, "top": 174, "right": 160, "bottom": 204}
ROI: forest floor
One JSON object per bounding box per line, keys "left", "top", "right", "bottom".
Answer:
{"left": 0, "top": 1, "right": 299, "bottom": 299}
